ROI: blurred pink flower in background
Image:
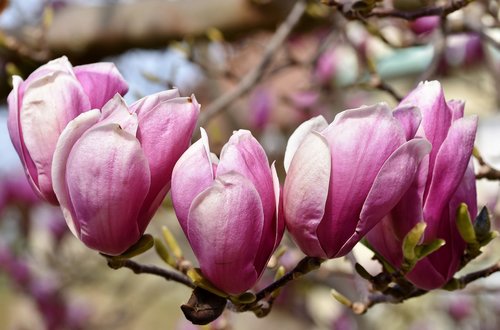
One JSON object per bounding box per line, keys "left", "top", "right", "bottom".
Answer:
{"left": 249, "top": 87, "right": 274, "bottom": 130}
{"left": 314, "top": 47, "right": 339, "bottom": 86}
{"left": 0, "top": 243, "right": 90, "bottom": 329}
{"left": 409, "top": 16, "right": 440, "bottom": 35}
{"left": 444, "top": 33, "right": 483, "bottom": 68}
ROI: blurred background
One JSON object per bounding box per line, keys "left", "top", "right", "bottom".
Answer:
{"left": 1, "top": 0, "right": 500, "bottom": 329}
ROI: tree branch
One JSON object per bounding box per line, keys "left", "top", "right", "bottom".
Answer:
{"left": 232, "top": 256, "right": 323, "bottom": 317}
{"left": 107, "top": 258, "right": 195, "bottom": 289}
{"left": 323, "top": 0, "right": 475, "bottom": 20}
{"left": 367, "top": 0, "right": 475, "bottom": 20}
{"left": 456, "top": 262, "right": 500, "bottom": 287}
{"left": 475, "top": 149, "right": 500, "bottom": 180}
{"left": 6, "top": 0, "right": 298, "bottom": 63}
{"left": 198, "top": 0, "right": 307, "bottom": 126}
{"left": 255, "top": 256, "right": 323, "bottom": 301}
{"left": 343, "top": 261, "right": 500, "bottom": 314}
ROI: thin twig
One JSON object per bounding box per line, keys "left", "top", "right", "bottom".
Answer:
{"left": 345, "top": 252, "right": 371, "bottom": 302}
{"left": 369, "top": 0, "right": 475, "bottom": 19}
{"left": 198, "top": 0, "right": 307, "bottom": 126}
{"left": 324, "top": 0, "right": 475, "bottom": 20}
{"left": 255, "top": 256, "right": 323, "bottom": 301}
{"left": 231, "top": 256, "right": 323, "bottom": 316}
{"left": 475, "top": 149, "right": 500, "bottom": 180}
{"left": 418, "top": 17, "right": 447, "bottom": 82}
{"left": 476, "top": 167, "right": 500, "bottom": 180}
{"left": 362, "top": 77, "right": 403, "bottom": 102}
{"left": 346, "top": 261, "right": 500, "bottom": 314}
{"left": 457, "top": 262, "right": 500, "bottom": 287}
{"left": 107, "top": 258, "right": 195, "bottom": 289}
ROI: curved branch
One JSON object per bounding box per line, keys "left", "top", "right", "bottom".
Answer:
{"left": 323, "top": 0, "right": 475, "bottom": 20}
{"left": 345, "top": 261, "right": 500, "bottom": 314}
{"left": 107, "top": 258, "right": 195, "bottom": 289}
{"left": 475, "top": 150, "right": 500, "bottom": 180}
{"left": 7, "top": 0, "right": 297, "bottom": 62}
{"left": 198, "top": 0, "right": 307, "bottom": 126}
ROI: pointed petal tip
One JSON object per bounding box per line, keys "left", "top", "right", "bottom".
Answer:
{"left": 333, "top": 102, "right": 392, "bottom": 124}
{"left": 284, "top": 115, "right": 328, "bottom": 173}
{"left": 189, "top": 93, "right": 200, "bottom": 108}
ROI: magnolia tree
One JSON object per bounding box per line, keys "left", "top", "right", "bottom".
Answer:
{"left": 1, "top": 0, "right": 500, "bottom": 328}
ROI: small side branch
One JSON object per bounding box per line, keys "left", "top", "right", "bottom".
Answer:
{"left": 232, "top": 256, "right": 323, "bottom": 316}
{"left": 474, "top": 149, "right": 500, "bottom": 180}
{"left": 344, "top": 261, "right": 500, "bottom": 314}
{"left": 324, "top": 0, "right": 475, "bottom": 20}
{"left": 255, "top": 256, "right": 323, "bottom": 301}
{"left": 348, "top": 288, "right": 427, "bottom": 314}
{"left": 367, "top": 0, "right": 474, "bottom": 20}
{"left": 457, "top": 262, "right": 500, "bottom": 287}
{"left": 107, "top": 258, "right": 195, "bottom": 289}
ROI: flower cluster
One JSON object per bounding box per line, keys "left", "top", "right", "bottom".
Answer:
{"left": 8, "top": 57, "right": 478, "bottom": 296}
{"left": 8, "top": 57, "right": 199, "bottom": 255}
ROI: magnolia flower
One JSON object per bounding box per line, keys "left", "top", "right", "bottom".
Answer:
{"left": 283, "top": 103, "right": 431, "bottom": 259}
{"left": 171, "top": 129, "right": 284, "bottom": 295}
{"left": 7, "top": 56, "right": 128, "bottom": 204}
{"left": 52, "top": 90, "right": 199, "bottom": 255}
{"left": 367, "top": 81, "right": 478, "bottom": 289}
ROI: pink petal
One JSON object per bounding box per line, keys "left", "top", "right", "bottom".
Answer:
{"left": 447, "top": 99, "right": 465, "bottom": 122}
{"left": 426, "top": 159, "right": 476, "bottom": 283}
{"left": 22, "top": 57, "right": 75, "bottom": 89}
{"left": 171, "top": 128, "right": 214, "bottom": 234}
{"left": 187, "top": 173, "right": 263, "bottom": 295}
{"left": 317, "top": 103, "right": 406, "bottom": 257}
{"left": 253, "top": 162, "right": 284, "bottom": 272}
{"left": 423, "top": 116, "right": 478, "bottom": 239}
{"left": 271, "top": 162, "right": 285, "bottom": 251}
{"left": 366, "top": 163, "right": 427, "bottom": 269}
{"left": 136, "top": 96, "right": 199, "bottom": 231}
{"left": 65, "top": 124, "right": 151, "bottom": 255}
{"left": 74, "top": 62, "right": 128, "bottom": 109}
{"left": 365, "top": 214, "right": 406, "bottom": 269}
{"left": 336, "top": 138, "right": 431, "bottom": 257}
{"left": 283, "top": 131, "right": 330, "bottom": 258}
{"left": 7, "top": 76, "right": 41, "bottom": 199}
{"left": 129, "top": 89, "right": 180, "bottom": 115}
{"left": 405, "top": 255, "right": 446, "bottom": 290}
{"left": 20, "top": 70, "right": 91, "bottom": 203}
{"left": 451, "top": 159, "right": 477, "bottom": 221}
{"left": 52, "top": 110, "right": 102, "bottom": 238}
{"left": 401, "top": 81, "right": 451, "bottom": 142}
{"left": 7, "top": 76, "right": 23, "bottom": 158}
{"left": 284, "top": 115, "right": 328, "bottom": 173}
{"left": 392, "top": 105, "right": 422, "bottom": 141}
{"left": 98, "top": 95, "right": 138, "bottom": 135}
{"left": 217, "top": 130, "right": 276, "bottom": 262}
{"left": 400, "top": 81, "right": 452, "bottom": 184}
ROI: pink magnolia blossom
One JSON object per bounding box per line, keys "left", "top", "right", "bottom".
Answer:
{"left": 171, "top": 129, "right": 284, "bottom": 295}
{"left": 52, "top": 90, "right": 199, "bottom": 255}
{"left": 367, "top": 81, "right": 478, "bottom": 290}
{"left": 249, "top": 88, "right": 274, "bottom": 130}
{"left": 7, "top": 56, "right": 128, "bottom": 204}
{"left": 283, "top": 103, "right": 431, "bottom": 259}
{"left": 313, "top": 47, "right": 339, "bottom": 86}
{"left": 409, "top": 16, "right": 440, "bottom": 35}
{"left": 444, "top": 33, "right": 483, "bottom": 68}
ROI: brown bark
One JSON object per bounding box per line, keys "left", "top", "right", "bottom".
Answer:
{"left": 14, "top": 0, "right": 296, "bottom": 62}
